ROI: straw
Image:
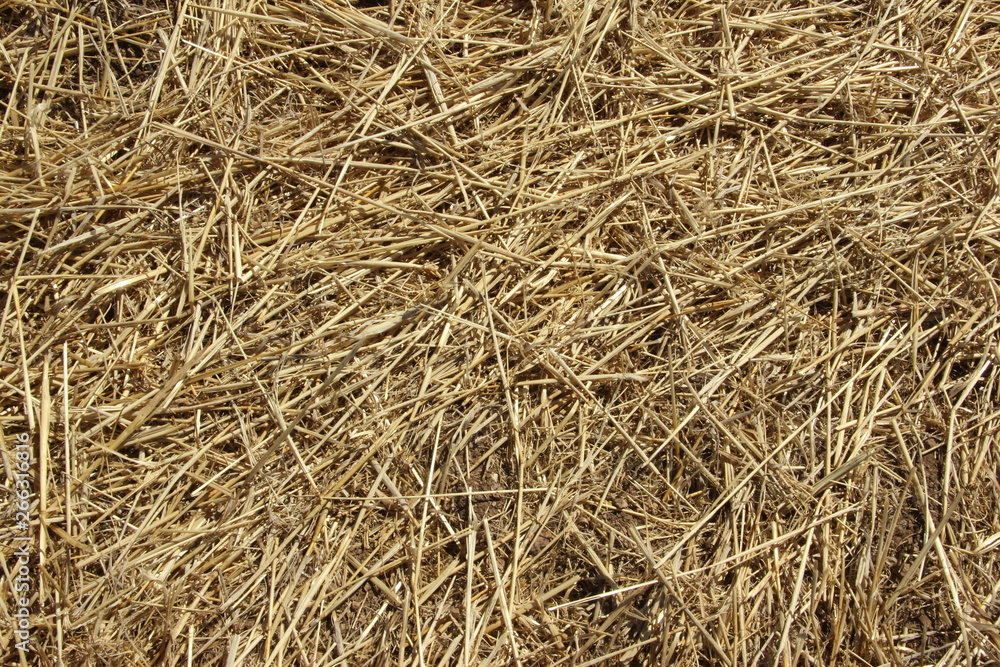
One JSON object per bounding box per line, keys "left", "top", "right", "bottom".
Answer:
{"left": 2, "top": 0, "right": 1000, "bottom": 663}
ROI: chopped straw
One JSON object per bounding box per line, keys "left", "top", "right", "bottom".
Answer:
{"left": 2, "top": 0, "right": 1000, "bottom": 664}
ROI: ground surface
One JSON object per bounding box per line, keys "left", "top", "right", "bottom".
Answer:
{"left": 2, "top": 0, "right": 1000, "bottom": 664}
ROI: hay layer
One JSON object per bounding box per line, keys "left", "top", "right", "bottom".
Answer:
{"left": 2, "top": 0, "right": 1000, "bottom": 664}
